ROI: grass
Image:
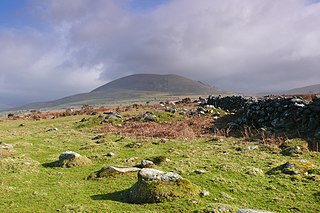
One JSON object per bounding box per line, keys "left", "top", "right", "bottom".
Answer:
{"left": 0, "top": 105, "right": 319, "bottom": 212}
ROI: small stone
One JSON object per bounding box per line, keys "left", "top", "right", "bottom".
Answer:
{"left": 246, "top": 167, "right": 264, "bottom": 176}
{"left": 126, "top": 157, "right": 138, "bottom": 163}
{"left": 106, "top": 152, "right": 115, "bottom": 157}
{"left": 194, "top": 169, "right": 206, "bottom": 174}
{"left": 200, "top": 190, "right": 210, "bottom": 197}
{"left": 0, "top": 142, "right": 13, "bottom": 150}
{"left": 140, "top": 160, "right": 155, "bottom": 168}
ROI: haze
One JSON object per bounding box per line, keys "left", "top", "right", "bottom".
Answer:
{"left": 1, "top": 0, "right": 320, "bottom": 108}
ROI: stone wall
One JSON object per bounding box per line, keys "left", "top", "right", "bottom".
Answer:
{"left": 206, "top": 95, "right": 320, "bottom": 136}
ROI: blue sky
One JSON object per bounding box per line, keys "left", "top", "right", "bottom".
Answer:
{"left": 0, "top": 0, "right": 28, "bottom": 27}
{"left": 0, "top": 0, "right": 320, "bottom": 108}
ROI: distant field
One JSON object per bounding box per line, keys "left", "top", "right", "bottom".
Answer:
{"left": 0, "top": 103, "right": 319, "bottom": 212}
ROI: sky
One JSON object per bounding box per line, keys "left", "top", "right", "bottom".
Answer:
{"left": 1, "top": 0, "right": 320, "bottom": 108}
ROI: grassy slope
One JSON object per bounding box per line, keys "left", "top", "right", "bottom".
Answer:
{"left": 0, "top": 113, "right": 319, "bottom": 212}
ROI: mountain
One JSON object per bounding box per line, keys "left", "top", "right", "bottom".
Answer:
{"left": 282, "top": 84, "right": 320, "bottom": 95}
{"left": 5, "top": 74, "right": 224, "bottom": 111}
{"left": 92, "top": 74, "right": 220, "bottom": 94}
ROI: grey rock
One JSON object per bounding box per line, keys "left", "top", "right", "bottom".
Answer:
{"left": 165, "top": 107, "right": 176, "bottom": 113}
{"left": 0, "top": 142, "right": 13, "bottom": 150}
{"left": 59, "top": 151, "right": 81, "bottom": 161}
{"left": 106, "top": 152, "right": 115, "bottom": 157}
{"left": 200, "top": 190, "right": 210, "bottom": 197}
{"left": 138, "top": 168, "right": 182, "bottom": 182}
{"left": 126, "top": 157, "right": 138, "bottom": 163}
{"left": 104, "top": 166, "right": 141, "bottom": 173}
{"left": 140, "top": 160, "right": 154, "bottom": 168}
{"left": 194, "top": 169, "right": 206, "bottom": 174}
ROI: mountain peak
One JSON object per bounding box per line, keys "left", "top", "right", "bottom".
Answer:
{"left": 91, "top": 73, "right": 219, "bottom": 94}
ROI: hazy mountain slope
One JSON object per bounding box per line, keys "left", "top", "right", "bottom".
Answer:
{"left": 4, "top": 74, "right": 224, "bottom": 111}
{"left": 92, "top": 74, "right": 221, "bottom": 94}
{"left": 283, "top": 84, "right": 320, "bottom": 94}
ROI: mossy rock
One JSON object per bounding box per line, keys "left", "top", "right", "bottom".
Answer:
{"left": 58, "top": 156, "right": 92, "bottom": 168}
{"left": 128, "top": 168, "right": 200, "bottom": 203}
{"left": 268, "top": 159, "right": 316, "bottom": 176}
{"left": 280, "top": 139, "right": 309, "bottom": 156}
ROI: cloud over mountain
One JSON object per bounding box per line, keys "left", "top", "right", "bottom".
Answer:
{"left": 1, "top": 0, "right": 320, "bottom": 107}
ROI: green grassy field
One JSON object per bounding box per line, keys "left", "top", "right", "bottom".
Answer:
{"left": 0, "top": 106, "right": 319, "bottom": 212}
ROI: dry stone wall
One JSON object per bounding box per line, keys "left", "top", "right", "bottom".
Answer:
{"left": 207, "top": 95, "right": 320, "bottom": 136}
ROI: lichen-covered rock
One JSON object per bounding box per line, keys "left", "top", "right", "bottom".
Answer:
{"left": 58, "top": 151, "right": 91, "bottom": 168}
{"left": 88, "top": 166, "right": 141, "bottom": 179}
{"left": 128, "top": 168, "right": 200, "bottom": 203}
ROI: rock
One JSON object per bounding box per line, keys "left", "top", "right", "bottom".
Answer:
{"left": 104, "top": 112, "right": 122, "bottom": 119}
{"left": 237, "top": 209, "right": 275, "bottom": 213}
{"left": 88, "top": 166, "right": 141, "bottom": 179}
{"left": 165, "top": 107, "right": 176, "bottom": 113}
{"left": 246, "top": 167, "right": 264, "bottom": 176}
{"left": 59, "top": 151, "right": 81, "bottom": 161}
{"left": 200, "top": 190, "right": 210, "bottom": 197}
{"left": 58, "top": 151, "right": 91, "bottom": 168}
{"left": 142, "top": 114, "right": 157, "bottom": 122}
{"left": 80, "top": 118, "right": 88, "bottom": 122}
{"left": 194, "top": 169, "right": 206, "bottom": 174}
{"left": 106, "top": 152, "right": 115, "bottom": 157}
{"left": 0, "top": 142, "right": 13, "bottom": 150}
{"left": 282, "top": 160, "right": 314, "bottom": 175}
{"left": 128, "top": 168, "right": 200, "bottom": 203}
{"left": 126, "top": 157, "right": 138, "bottom": 163}
{"left": 140, "top": 160, "right": 155, "bottom": 168}
{"left": 92, "top": 135, "right": 104, "bottom": 140}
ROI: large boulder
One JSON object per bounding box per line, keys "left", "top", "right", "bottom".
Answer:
{"left": 128, "top": 168, "right": 200, "bottom": 203}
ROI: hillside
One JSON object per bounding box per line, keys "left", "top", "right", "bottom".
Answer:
{"left": 92, "top": 74, "right": 221, "bottom": 94}
{"left": 282, "top": 84, "right": 320, "bottom": 94}
{"left": 5, "top": 74, "right": 224, "bottom": 111}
